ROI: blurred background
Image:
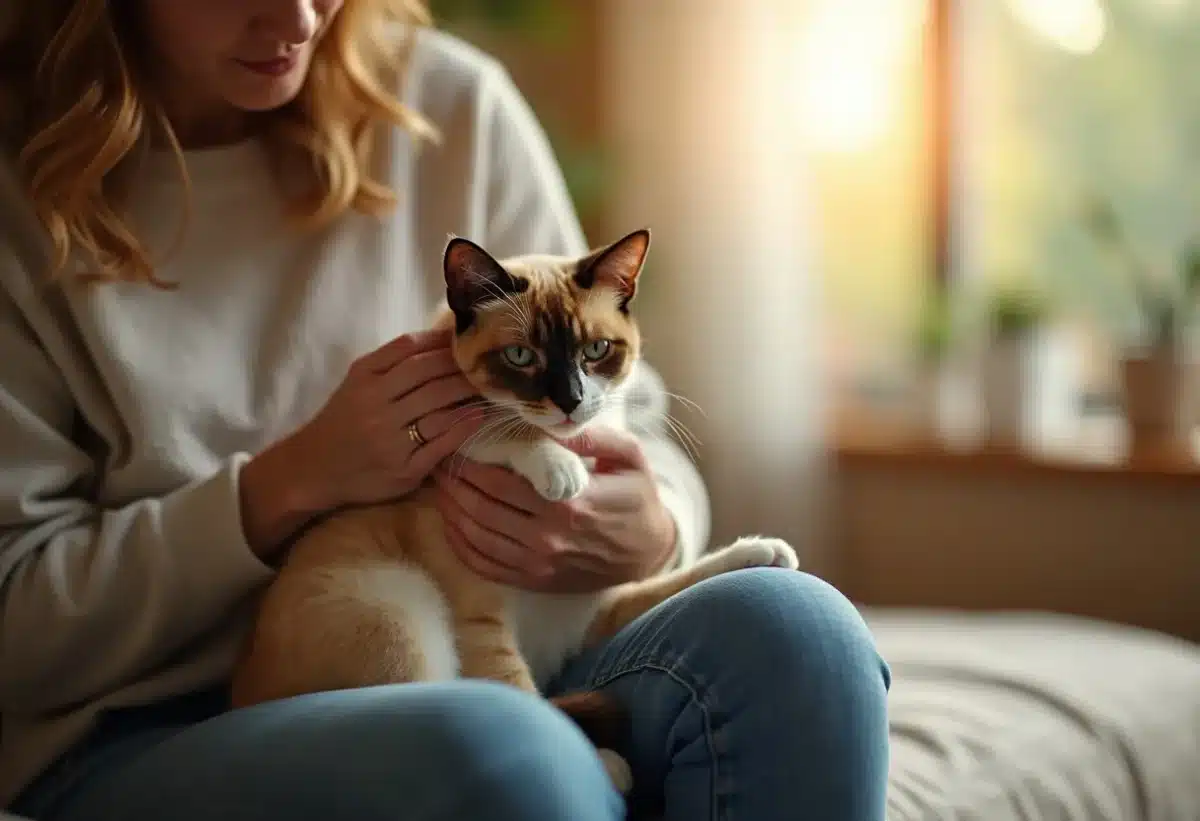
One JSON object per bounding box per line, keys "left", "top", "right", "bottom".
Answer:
{"left": 430, "top": 0, "right": 1200, "bottom": 646}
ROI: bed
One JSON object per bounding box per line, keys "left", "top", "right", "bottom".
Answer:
{"left": 866, "top": 608, "right": 1200, "bottom": 821}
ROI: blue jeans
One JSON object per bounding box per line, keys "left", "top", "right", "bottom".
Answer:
{"left": 12, "top": 569, "right": 891, "bottom": 820}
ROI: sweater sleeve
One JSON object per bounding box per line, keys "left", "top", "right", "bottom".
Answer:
{"left": 0, "top": 288, "right": 275, "bottom": 713}
{"left": 475, "top": 63, "right": 711, "bottom": 567}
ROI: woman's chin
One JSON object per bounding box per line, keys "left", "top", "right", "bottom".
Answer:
{"left": 226, "top": 67, "right": 309, "bottom": 113}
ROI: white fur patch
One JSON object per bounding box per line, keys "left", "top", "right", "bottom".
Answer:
{"left": 319, "top": 563, "right": 460, "bottom": 682}
{"left": 507, "top": 590, "right": 606, "bottom": 689}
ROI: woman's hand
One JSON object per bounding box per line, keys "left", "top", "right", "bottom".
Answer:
{"left": 241, "top": 330, "right": 483, "bottom": 558}
{"left": 433, "top": 427, "right": 678, "bottom": 592}
{"left": 289, "top": 329, "right": 486, "bottom": 507}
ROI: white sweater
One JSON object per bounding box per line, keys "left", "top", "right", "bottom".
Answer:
{"left": 0, "top": 30, "right": 709, "bottom": 807}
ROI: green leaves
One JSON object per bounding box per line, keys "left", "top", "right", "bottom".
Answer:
{"left": 988, "top": 282, "right": 1050, "bottom": 339}
{"left": 1079, "top": 192, "right": 1198, "bottom": 348}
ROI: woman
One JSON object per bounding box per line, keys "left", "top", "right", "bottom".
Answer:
{"left": 0, "top": 2, "right": 891, "bottom": 819}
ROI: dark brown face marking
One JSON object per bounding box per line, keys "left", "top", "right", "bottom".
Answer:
{"left": 479, "top": 348, "right": 543, "bottom": 403}
{"left": 535, "top": 297, "right": 588, "bottom": 414}
{"left": 591, "top": 342, "right": 629, "bottom": 380}
{"left": 467, "top": 286, "right": 640, "bottom": 417}
{"left": 474, "top": 289, "right": 590, "bottom": 415}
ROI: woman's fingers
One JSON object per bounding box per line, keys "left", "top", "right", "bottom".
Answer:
{"left": 358, "top": 330, "right": 453, "bottom": 374}
{"left": 392, "top": 374, "right": 478, "bottom": 428}
{"left": 442, "top": 517, "right": 538, "bottom": 589}
{"left": 378, "top": 348, "right": 462, "bottom": 400}
{"left": 432, "top": 469, "right": 546, "bottom": 548}
{"left": 453, "top": 461, "right": 557, "bottom": 518}
{"left": 435, "top": 488, "right": 550, "bottom": 581}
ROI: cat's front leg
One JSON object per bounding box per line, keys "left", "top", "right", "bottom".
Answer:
{"left": 508, "top": 439, "right": 590, "bottom": 502}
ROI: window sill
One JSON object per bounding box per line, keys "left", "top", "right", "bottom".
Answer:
{"left": 834, "top": 411, "right": 1200, "bottom": 484}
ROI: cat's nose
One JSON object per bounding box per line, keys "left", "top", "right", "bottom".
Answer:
{"left": 554, "top": 396, "right": 583, "bottom": 415}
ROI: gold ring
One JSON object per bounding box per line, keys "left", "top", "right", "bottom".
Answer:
{"left": 407, "top": 422, "right": 427, "bottom": 448}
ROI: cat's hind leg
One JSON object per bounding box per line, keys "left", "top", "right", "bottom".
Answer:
{"left": 452, "top": 607, "right": 635, "bottom": 794}
{"left": 452, "top": 610, "right": 540, "bottom": 693}
{"left": 583, "top": 535, "right": 799, "bottom": 645}
{"left": 231, "top": 560, "right": 458, "bottom": 708}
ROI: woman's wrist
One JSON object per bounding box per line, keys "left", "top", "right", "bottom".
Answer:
{"left": 239, "top": 433, "right": 334, "bottom": 561}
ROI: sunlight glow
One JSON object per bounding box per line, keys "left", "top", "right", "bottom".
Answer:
{"left": 1008, "top": 0, "right": 1108, "bottom": 55}
{"left": 794, "top": 0, "right": 926, "bottom": 154}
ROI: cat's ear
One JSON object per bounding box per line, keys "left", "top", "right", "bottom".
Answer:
{"left": 443, "top": 237, "right": 527, "bottom": 324}
{"left": 574, "top": 229, "right": 650, "bottom": 311}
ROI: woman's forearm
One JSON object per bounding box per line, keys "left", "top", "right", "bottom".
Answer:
{"left": 239, "top": 434, "right": 334, "bottom": 561}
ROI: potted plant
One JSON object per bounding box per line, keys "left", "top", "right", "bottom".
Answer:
{"left": 980, "top": 282, "right": 1050, "bottom": 448}
{"left": 1082, "top": 199, "right": 1200, "bottom": 452}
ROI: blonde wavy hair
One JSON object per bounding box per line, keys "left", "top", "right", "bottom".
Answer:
{"left": 0, "top": 0, "right": 435, "bottom": 288}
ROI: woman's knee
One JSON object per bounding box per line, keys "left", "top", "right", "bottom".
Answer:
{"left": 685, "top": 568, "right": 891, "bottom": 692}
{"left": 280, "top": 681, "right": 624, "bottom": 820}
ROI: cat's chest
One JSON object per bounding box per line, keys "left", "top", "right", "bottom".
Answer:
{"left": 507, "top": 591, "right": 606, "bottom": 688}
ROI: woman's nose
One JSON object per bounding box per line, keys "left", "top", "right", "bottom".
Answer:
{"left": 256, "top": 0, "right": 320, "bottom": 46}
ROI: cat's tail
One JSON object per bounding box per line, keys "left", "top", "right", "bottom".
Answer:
{"left": 551, "top": 690, "right": 633, "bottom": 793}
{"left": 550, "top": 690, "right": 630, "bottom": 751}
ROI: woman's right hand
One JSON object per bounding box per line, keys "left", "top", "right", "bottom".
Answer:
{"left": 240, "top": 330, "right": 485, "bottom": 558}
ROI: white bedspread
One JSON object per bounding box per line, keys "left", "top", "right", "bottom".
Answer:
{"left": 862, "top": 609, "right": 1200, "bottom": 821}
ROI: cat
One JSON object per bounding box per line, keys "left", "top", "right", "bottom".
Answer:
{"left": 229, "top": 228, "right": 800, "bottom": 794}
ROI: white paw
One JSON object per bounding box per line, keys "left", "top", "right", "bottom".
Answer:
{"left": 522, "top": 450, "right": 590, "bottom": 501}
{"left": 597, "top": 748, "right": 633, "bottom": 794}
{"left": 708, "top": 536, "right": 800, "bottom": 572}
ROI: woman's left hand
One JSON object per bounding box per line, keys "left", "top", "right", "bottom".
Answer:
{"left": 432, "top": 427, "right": 678, "bottom": 593}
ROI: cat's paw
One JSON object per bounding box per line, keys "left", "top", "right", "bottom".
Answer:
{"left": 706, "top": 536, "right": 800, "bottom": 573}
{"left": 515, "top": 448, "right": 590, "bottom": 501}
{"left": 597, "top": 748, "right": 634, "bottom": 794}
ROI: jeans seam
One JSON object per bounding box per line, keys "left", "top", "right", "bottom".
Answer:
{"left": 587, "top": 654, "right": 726, "bottom": 821}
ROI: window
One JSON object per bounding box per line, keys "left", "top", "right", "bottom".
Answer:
{"left": 957, "top": 0, "right": 1199, "bottom": 397}
{"left": 816, "top": 0, "right": 1199, "bottom": 417}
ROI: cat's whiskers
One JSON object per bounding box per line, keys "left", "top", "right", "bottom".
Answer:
{"left": 443, "top": 396, "right": 498, "bottom": 427}
{"left": 661, "top": 391, "right": 707, "bottom": 418}
{"left": 655, "top": 391, "right": 705, "bottom": 463}
{"left": 660, "top": 412, "right": 702, "bottom": 464}
{"left": 447, "top": 412, "right": 532, "bottom": 477}
{"left": 454, "top": 411, "right": 518, "bottom": 455}
{"left": 592, "top": 393, "right": 703, "bottom": 464}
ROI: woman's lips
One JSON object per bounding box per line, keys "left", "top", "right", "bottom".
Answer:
{"left": 236, "top": 55, "right": 298, "bottom": 77}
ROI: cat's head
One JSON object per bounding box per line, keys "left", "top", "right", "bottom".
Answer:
{"left": 443, "top": 229, "right": 650, "bottom": 439}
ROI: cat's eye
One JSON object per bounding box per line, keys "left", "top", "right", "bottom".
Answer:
{"left": 582, "top": 340, "right": 612, "bottom": 362}
{"left": 502, "top": 345, "right": 536, "bottom": 368}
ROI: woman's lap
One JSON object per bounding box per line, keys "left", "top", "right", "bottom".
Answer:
{"left": 13, "top": 568, "right": 890, "bottom": 821}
